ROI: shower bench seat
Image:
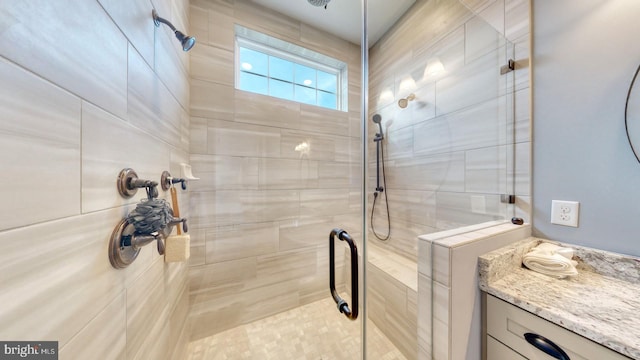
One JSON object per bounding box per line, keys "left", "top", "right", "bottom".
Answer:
{"left": 366, "top": 245, "right": 417, "bottom": 359}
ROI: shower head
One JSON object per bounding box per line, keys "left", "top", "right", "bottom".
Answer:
{"left": 175, "top": 31, "right": 196, "bottom": 52}
{"left": 308, "top": 0, "right": 331, "bottom": 8}
{"left": 398, "top": 93, "right": 416, "bottom": 109}
{"left": 152, "top": 9, "right": 196, "bottom": 52}
{"left": 372, "top": 114, "right": 384, "bottom": 139}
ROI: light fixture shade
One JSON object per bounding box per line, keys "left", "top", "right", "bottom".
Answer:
{"left": 424, "top": 58, "right": 445, "bottom": 78}
{"left": 307, "top": 0, "right": 331, "bottom": 7}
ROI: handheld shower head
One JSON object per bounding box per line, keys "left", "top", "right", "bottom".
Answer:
{"left": 372, "top": 114, "right": 383, "bottom": 140}
{"left": 152, "top": 9, "right": 196, "bottom": 52}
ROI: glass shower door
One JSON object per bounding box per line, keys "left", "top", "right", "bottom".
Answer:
{"left": 365, "top": 1, "right": 519, "bottom": 359}
{"left": 186, "top": 0, "right": 367, "bottom": 358}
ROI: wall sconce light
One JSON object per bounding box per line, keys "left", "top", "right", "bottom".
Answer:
{"left": 379, "top": 89, "right": 394, "bottom": 106}
{"left": 424, "top": 57, "right": 445, "bottom": 78}
{"left": 152, "top": 9, "right": 196, "bottom": 52}
{"left": 399, "top": 76, "right": 417, "bottom": 93}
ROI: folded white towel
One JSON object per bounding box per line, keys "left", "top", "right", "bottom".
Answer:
{"left": 522, "top": 243, "right": 578, "bottom": 279}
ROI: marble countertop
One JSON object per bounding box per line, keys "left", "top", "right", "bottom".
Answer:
{"left": 479, "top": 238, "right": 640, "bottom": 359}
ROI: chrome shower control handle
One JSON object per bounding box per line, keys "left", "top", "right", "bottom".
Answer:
{"left": 167, "top": 217, "right": 188, "bottom": 233}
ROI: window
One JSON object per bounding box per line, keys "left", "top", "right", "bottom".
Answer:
{"left": 235, "top": 25, "right": 348, "bottom": 111}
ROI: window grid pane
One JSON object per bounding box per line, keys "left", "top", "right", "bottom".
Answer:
{"left": 237, "top": 45, "right": 339, "bottom": 110}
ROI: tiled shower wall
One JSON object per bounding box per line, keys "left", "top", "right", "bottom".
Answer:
{"left": 187, "top": 0, "right": 362, "bottom": 339}
{"left": 367, "top": 0, "right": 531, "bottom": 262}
{"left": 0, "top": 1, "right": 191, "bottom": 359}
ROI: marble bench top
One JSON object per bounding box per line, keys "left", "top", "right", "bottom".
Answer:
{"left": 478, "top": 237, "right": 640, "bottom": 359}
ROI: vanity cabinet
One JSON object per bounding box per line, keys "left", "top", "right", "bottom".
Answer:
{"left": 484, "top": 294, "right": 630, "bottom": 360}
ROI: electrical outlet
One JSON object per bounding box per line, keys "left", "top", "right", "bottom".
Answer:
{"left": 551, "top": 200, "right": 579, "bottom": 227}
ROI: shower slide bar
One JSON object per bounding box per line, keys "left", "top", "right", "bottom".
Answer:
{"left": 329, "top": 228, "right": 359, "bottom": 320}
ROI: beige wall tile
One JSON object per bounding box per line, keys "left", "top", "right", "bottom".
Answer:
{"left": 465, "top": 16, "right": 503, "bottom": 63}
{"left": 189, "top": 257, "right": 257, "bottom": 301}
{"left": 370, "top": 218, "right": 435, "bottom": 262}
{"left": 190, "top": 43, "right": 234, "bottom": 85}
{"left": 189, "top": 228, "right": 207, "bottom": 267}
{"left": 384, "top": 152, "right": 466, "bottom": 192}
{"left": 59, "top": 292, "right": 127, "bottom": 360}
{"left": 300, "top": 189, "right": 351, "bottom": 217}
{"left": 170, "top": 0, "right": 191, "bottom": 40}
{"left": 190, "top": 190, "right": 300, "bottom": 227}
{"left": 299, "top": 105, "right": 350, "bottom": 135}
{"left": 514, "top": 39, "right": 530, "bottom": 92}
{"left": 413, "top": 96, "right": 507, "bottom": 156}
{"left": 235, "top": 91, "right": 302, "bottom": 130}
{"left": 82, "top": 101, "right": 171, "bottom": 213}
{"left": 0, "top": 57, "right": 81, "bottom": 230}
{"left": 435, "top": 49, "right": 502, "bottom": 116}
{"left": 233, "top": 0, "right": 300, "bottom": 44}
{"left": 514, "top": 87, "right": 531, "bottom": 143}
{"left": 126, "top": 259, "right": 166, "bottom": 359}
{"left": 190, "top": 117, "right": 209, "bottom": 154}
{"left": 317, "top": 161, "right": 352, "bottom": 189}
{"left": 505, "top": 0, "right": 529, "bottom": 43}
{"left": 0, "top": 1, "right": 128, "bottom": 118}
{"left": 280, "top": 130, "right": 336, "bottom": 161}
{"left": 465, "top": 145, "right": 508, "bottom": 194}
{"left": 256, "top": 247, "right": 318, "bottom": 285}
{"left": 191, "top": 80, "right": 235, "bottom": 120}
{"left": 190, "top": 154, "right": 260, "bottom": 191}
{"left": 128, "top": 44, "right": 184, "bottom": 149}
{"left": 477, "top": 0, "right": 506, "bottom": 35}
{"left": 259, "top": 158, "right": 319, "bottom": 189}
{"left": 0, "top": 208, "right": 150, "bottom": 348}
{"left": 299, "top": 23, "right": 354, "bottom": 60}
{"left": 154, "top": 24, "right": 190, "bottom": 110}
{"left": 514, "top": 141, "right": 531, "bottom": 196}
{"left": 206, "top": 222, "right": 279, "bottom": 263}
{"left": 207, "top": 120, "right": 282, "bottom": 157}
{"left": 98, "top": 0, "right": 155, "bottom": 67}
{"left": 460, "top": 0, "right": 498, "bottom": 14}
{"left": 209, "top": 9, "right": 236, "bottom": 51}
{"left": 189, "top": 5, "right": 209, "bottom": 45}
{"left": 435, "top": 192, "right": 506, "bottom": 229}
{"left": 278, "top": 216, "right": 333, "bottom": 251}
{"left": 417, "top": 272, "right": 432, "bottom": 355}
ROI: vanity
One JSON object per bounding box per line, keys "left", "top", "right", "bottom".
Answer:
{"left": 479, "top": 238, "right": 640, "bottom": 360}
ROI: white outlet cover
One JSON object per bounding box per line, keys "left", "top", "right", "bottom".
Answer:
{"left": 551, "top": 200, "right": 579, "bottom": 227}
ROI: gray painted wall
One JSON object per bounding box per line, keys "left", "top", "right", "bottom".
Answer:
{"left": 532, "top": 0, "right": 640, "bottom": 256}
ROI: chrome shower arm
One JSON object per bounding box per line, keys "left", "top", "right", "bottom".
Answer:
{"left": 152, "top": 9, "right": 196, "bottom": 51}
{"left": 152, "top": 10, "right": 177, "bottom": 31}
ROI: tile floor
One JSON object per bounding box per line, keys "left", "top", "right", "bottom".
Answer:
{"left": 186, "top": 297, "right": 407, "bottom": 360}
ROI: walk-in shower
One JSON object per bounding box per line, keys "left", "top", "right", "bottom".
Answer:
{"left": 186, "top": 0, "right": 520, "bottom": 359}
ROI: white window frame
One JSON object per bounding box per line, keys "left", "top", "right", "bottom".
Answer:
{"left": 235, "top": 25, "right": 348, "bottom": 112}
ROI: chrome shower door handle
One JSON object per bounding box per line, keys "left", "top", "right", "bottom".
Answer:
{"left": 329, "top": 228, "right": 358, "bottom": 320}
